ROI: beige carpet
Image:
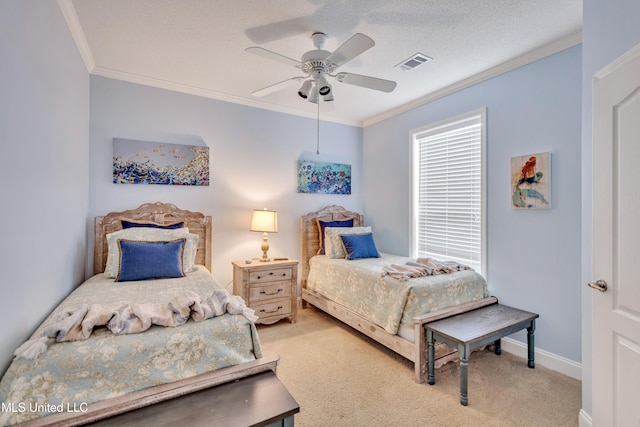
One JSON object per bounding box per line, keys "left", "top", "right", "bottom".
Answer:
{"left": 257, "top": 307, "right": 581, "bottom": 427}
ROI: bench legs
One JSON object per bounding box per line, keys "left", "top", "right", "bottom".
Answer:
{"left": 427, "top": 330, "right": 435, "bottom": 385}
{"left": 527, "top": 320, "right": 536, "bottom": 368}
{"left": 458, "top": 344, "right": 470, "bottom": 406}
{"left": 427, "top": 335, "right": 470, "bottom": 406}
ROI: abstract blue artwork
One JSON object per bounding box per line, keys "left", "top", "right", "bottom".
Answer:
{"left": 297, "top": 160, "right": 351, "bottom": 194}
{"left": 113, "top": 138, "right": 209, "bottom": 186}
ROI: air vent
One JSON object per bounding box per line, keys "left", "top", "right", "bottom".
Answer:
{"left": 395, "top": 53, "right": 432, "bottom": 71}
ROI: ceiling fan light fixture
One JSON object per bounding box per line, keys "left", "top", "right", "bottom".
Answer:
{"left": 323, "top": 92, "right": 334, "bottom": 102}
{"left": 317, "top": 75, "right": 331, "bottom": 95}
{"left": 308, "top": 86, "right": 319, "bottom": 104}
{"left": 319, "top": 84, "right": 331, "bottom": 96}
{"left": 298, "top": 80, "right": 312, "bottom": 99}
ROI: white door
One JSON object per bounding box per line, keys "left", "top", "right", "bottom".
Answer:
{"left": 592, "top": 42, "right": 640, "bottom": 426}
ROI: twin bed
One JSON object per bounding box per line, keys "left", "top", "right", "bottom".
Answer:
{"left": 300, "top": 205, "right": 493, "bottom": 383}
{"left": 0, "top": 203, "right": 278, "bottom": 426}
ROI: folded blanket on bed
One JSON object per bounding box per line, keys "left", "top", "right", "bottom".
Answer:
{"left": 380, "top": 263, "right": 429, "bottom": 280}
{"left": 380, "top": 257, "right": 471, "bottom": 281}
{"left": 14, "top": 289, "right": 257, "bottom": 360}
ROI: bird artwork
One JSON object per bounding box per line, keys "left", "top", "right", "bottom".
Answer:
{"left": 511, "top": 153, "right": 550, "bottom": 209}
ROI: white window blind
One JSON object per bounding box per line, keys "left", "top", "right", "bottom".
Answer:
{"left": 412, "top": 111, "right": 485, "bottom": 274}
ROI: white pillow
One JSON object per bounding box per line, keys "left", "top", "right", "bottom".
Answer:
{"left": 324, "top": 226, "right": 372, "bottom": 259}
{"left": 104, "top": 228, "right": 199, "bottom": 278}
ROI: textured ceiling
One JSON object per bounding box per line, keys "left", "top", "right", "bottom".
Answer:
{"left": 66, "top": 0, "right": 582, "bottom": 126}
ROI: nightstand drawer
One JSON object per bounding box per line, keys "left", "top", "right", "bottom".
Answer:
{"left": 249, "top": 282, "right": 292, "bottom": 302}
{"left": 253, "top": 299, "right": 292, "bottom": 321}
{"left": 249, "top": 267, "right": 292, "bottom": 284}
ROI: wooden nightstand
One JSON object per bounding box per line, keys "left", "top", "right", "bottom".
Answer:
{"left": 233, "top": 258, "right": 298, "bottom": 325}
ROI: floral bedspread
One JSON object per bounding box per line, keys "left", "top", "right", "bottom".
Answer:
{"left": 0, "top": 267, "right": 262, "bottom": 426}
{"left": 307, "top": 253, "right": 489, "bottom": 334}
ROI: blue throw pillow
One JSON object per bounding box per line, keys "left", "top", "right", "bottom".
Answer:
{"left": 340, "top": 233, "right": 381, "bottom": 260}
{"left": 116, "top": 239, "right": 186, "bottom": 282}
{"left": 318, "top": 219, "right": 354, "bottom": 254}
{"left": 121, "top": 220, "right": 185, "bottom": 229}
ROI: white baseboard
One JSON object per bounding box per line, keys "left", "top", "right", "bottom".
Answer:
{"left": 500, "top": 337, "right": 582, "bottom": 380}
{"left": 578, "top": 409, "right": 592, "bottom": 427}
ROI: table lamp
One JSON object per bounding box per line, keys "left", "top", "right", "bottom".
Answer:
{"left": 250, "top": 208, "right": 278, "bottom": 262}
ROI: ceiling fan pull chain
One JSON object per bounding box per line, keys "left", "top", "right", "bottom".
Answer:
{"left": 316, "top": 99, "right": 320, "bottom": 155}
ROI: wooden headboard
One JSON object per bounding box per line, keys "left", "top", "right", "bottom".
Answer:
{"left": 300, "top": 205, "right": 364, "bottom": 287}
{"left": 94, "top": 202, "right": 212, "bottom": 274}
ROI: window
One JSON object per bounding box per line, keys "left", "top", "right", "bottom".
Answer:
{"left": 411, "top": 109, "right": 486, "bottom": 275}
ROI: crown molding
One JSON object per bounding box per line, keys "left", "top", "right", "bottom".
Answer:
{"left": 58, "top": 0, "right": 95, "bottom": 72}
{"left": 363, "top": 30, "right": 582, "bottom": 127}
{"left": 91, "top": 66, "right": 361, "bottom": 127}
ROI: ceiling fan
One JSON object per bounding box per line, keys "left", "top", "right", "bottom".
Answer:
{"left": 246, "top": 32, "right": 397, "bottom": 103}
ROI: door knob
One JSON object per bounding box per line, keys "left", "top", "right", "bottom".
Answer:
{"left": 587, "top": 279, "right": 608, "bottom": 292}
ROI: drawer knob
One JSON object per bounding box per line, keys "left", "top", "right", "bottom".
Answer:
{"left": 260, "top": 306, "right": 283, "bottom": 314}
{"left": 260, "top": 289, "right": 283, "bottom": 296}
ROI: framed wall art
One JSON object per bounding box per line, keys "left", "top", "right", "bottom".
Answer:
{"left": 511, "top": 152, "right": 550, "bottom": 209}
{"left": 113, "top": 138, "right": 209, "bottom": 186}
{"left": 297, "top": 160, "right": 351, "bottom": 195}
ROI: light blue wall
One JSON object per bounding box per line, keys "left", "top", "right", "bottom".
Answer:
{"left": 363, "top": 46, "right": 582, "bottom": 363}
{"left": 581, "top": 0, "right": 640, "bottom": 418}
{"left": 89, "top": 76, "right": 363, "bottom": 287}
{"left": 0, "top": 2, "right": 90, "bottom": 373}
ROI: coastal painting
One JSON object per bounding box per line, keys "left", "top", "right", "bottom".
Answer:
{"left": 297, "top": 160, "right": 351, "bottom": 194}
{"left": 511, "top": 152, "right": 550, "bottom": 209}
{"left": 113, "top": 138, "right": 209, "bottom": 186}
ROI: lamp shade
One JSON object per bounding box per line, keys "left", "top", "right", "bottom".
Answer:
{"left": 250, "top": 209, "right": 278, "bottom": 233}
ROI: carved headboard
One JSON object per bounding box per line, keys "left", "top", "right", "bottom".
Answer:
{"left": 94, "top": 202, "right": 212, "bottom": 274}
{"left": 300, "top": 205, "right": 364, "bottom": 287}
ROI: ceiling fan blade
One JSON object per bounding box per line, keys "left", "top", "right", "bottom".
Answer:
{"left": 251, "top": 77, "right": 303, "bottom": 97}
{"left": 244, "top": 17, "right": 310, "bottom": 44}
{"left": 326, "top": 33, "right": 375, "bottom": 66}
{"left": 334, "top": 72, "right": 397, "bottom": 93}
{"left": 245, "top": 47, "right": 302, "bottom": 68}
